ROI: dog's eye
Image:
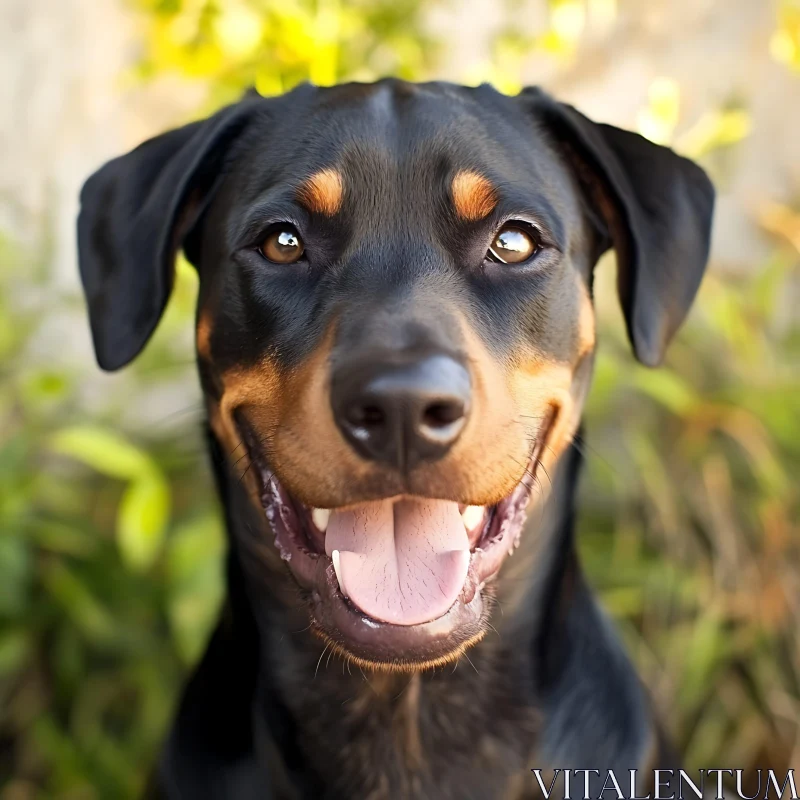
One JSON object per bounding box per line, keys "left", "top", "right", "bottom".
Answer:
{"left": 487, "top": 225, "right": 539, "bottom": 264}
{"left": 260, "top": 229, "right": 305, "bottom": 264}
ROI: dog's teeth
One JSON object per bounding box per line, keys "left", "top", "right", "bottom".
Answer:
{"left": 331, "top": 550, "right": 346, "bottom": 597}
{"left": 461, "top": 505, "right": 485, "bottom": 531}
{"left": 311, "top": 508, "right": 330, "bottom": 532}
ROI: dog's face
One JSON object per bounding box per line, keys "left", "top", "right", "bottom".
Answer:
{"left": 78, "top": 80, "right": 713, "bottom": 669}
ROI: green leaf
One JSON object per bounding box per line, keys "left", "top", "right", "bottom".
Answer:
{"left": 51, "top": 426, "right": 151, "bottom": 481}
{"left": 0, "top": 628, "right": 30, "bottom": 676}
{"left": 679, "top": 609, "right": 728, "bottom": 710}
{"left": 0, "top": 535, "right": 30, "bottom": 616}
{"left": 22, "top": 369, "right": 70, "bottom": 404}
{"left": 166, "top": 517, "right": 224, "bottom": 663}
{"left": 41, "top": 561, "right": 117, "bottom": 644}
{"left": 116, "top": 470, "right": 171, "bottom": 570}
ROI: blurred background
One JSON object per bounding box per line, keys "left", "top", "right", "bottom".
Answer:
{"left": 1, "top": 0, "right": 799, "bottom": 795}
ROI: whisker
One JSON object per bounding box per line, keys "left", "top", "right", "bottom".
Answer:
{"left": 149, "top": 402, "right": 206, "bottom": 429}
{"left": 570, "top": 433, "right": 618, "bottom": 475}
{"left": 393, "top": 675, "right": 416, "bottom": 701}
{"left": 535, "top": 459, "right": 553, "bottom": 494}
{"left": 233, "top": 450, "right": 251, "bottom": 469}
{"left": 359, "top": 666, "right": 380, "bottom": 695}
{"left": 462, "top": 652, "right": 480, "bottom": 675}
{"left": 293, "top": 623, "right": 314, "bottom": 635}
{"left": 315, "top": 643, "right": 330, "bottom": 679}
{"left": 237, "top": 461, "right": 254, "bottom": 486}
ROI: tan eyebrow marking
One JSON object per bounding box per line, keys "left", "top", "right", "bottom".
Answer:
{"left": 451, "top": 170, "right": 498, "bottom": 221}
{"left": 296, "top": 168, "right": 344, "bottom": 216}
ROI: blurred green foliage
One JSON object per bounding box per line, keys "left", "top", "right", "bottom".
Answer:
{"left": 0, "top": 246, "right": 225, "bottom": 797}
{"left": 132, "top": 0, "right": 439, "bottom": 106}
{"left": 1, "top": 0, "right": 799, "bottom": 796}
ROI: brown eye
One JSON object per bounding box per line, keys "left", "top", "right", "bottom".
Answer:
{"left": 488, "top": 225, "right": 538, "bottom": 264}
{"left": 260, "top": 229, "right": 305, "bottom": 264}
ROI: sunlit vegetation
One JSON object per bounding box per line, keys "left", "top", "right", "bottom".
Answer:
{"left": 1, "top": 1, "right": 798, "bottom": 794}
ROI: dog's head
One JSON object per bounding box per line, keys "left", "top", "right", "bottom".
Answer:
{"left": 78, "top": 80, "right": 713, "bottom": 669}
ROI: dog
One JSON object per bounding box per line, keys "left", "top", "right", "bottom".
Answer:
{"left": 77, "top": 80, "right": 714, "bottom": 799}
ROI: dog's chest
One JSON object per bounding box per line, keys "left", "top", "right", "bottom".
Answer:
{"left": 273, "top": 668, "right": 541, "bottom": 800}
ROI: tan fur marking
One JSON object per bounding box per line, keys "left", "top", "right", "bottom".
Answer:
{"left": 296, "top": 168, "right": 344, "bottom": 216}
{"left": 451, "top": 170, "right": 498, "bottom": 221}
{"left": 219, "top": 363, "right": 281, "bottom": 439}
{"left": 576, "top": 281, "right": 596, "bottom": 358}
{"left": 510, "top": 357, "right": 575, "bottom": 466}
{"left": 214, "top": 360, "right": 282, "bottom": 498}
{"left": 196, "top": 312, "right": 213, "bottom": 360}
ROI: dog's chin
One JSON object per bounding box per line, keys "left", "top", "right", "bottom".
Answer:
{"left": 246, "top": 424, "right": 552, "bottom": 672}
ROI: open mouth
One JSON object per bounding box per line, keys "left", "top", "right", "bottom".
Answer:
{"left": 246, "top": 413, "right": 554, "bottom": 668}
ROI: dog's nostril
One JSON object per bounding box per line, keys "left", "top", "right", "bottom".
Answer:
{"left": 361, "top": 405, "right": 385, "bottom": 426}
{"left": 348, "top": 403, "right": 385, "bottom": 429}
{"left": 422, "top": 400, "right": 465, "bottom": 429}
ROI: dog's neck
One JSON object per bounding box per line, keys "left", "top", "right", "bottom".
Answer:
{"left": 209, "top": 436, "right": 590, "bottom": 797}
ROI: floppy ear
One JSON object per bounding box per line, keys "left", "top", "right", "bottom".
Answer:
{"left": 77, "top": 98, "right": 261, "bottom": 371}
{"left": 521, "top": 88, "right": 715, "bottom": 367}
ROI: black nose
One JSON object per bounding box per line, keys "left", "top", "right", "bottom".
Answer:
{"left": 331, "top": 354, "right": 471, "bottom": 470}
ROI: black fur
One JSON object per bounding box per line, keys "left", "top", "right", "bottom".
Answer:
{"left": 77, "top": 80, "right": 714, "bottom": 799}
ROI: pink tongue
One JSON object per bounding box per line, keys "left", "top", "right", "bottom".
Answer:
{"left": 325, "top": 498, "right": 470, "bottom": 626}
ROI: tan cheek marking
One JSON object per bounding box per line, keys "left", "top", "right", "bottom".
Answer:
{"left": 511, "top": 359, "right": 574, "bottom": 418}
{"left": 511, "top": 356, "right": 576, "bottom": 466}
{"left": 270, "top": 324, "right": 384, "bottom": 503}
{"left": 196, "top": 312, "right": 213, "bottom": 360}
{"left": 576, "top": 281, "right": 596, "bottom": 359}
{"left": 209, "top": 323, "right": 368, "bottom": 508}
{"left": 296, "top": 168, "right": 344, "bottom": 216}
{"left": 218, "top": 363, "right": 282, "bottom": 443}
{"left": 509, "top": 275, "right": 597, "bottom": 469}
{"left": 212, "top": 361, "right": 282, "bottom": 497}
{"left": 442, "top": 316, "right": 532, "bottom": 504}
{"left": 451, "top": 170, "right": 498, "bottom": 221}
{"left": 459, "top": 320, "right": 517, "bottom": 428}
